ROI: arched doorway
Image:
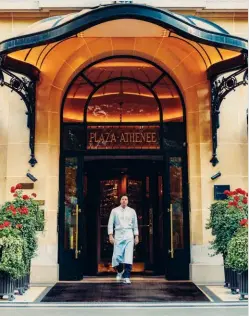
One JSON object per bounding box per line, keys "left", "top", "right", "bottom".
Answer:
{"left": 59, "top": 56, "right": 190, "bottom": 280}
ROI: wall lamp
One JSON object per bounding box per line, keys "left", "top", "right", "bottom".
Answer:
{"left": 211, "top": 172, "right": 221, "bottom": 180}
{"left": 26, "top": 172, "right": 38, "bottom": 182}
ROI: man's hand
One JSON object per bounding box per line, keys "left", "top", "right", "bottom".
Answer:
{"left": 134, "top": 236, "right": 139, "bottom": 245}
{"left": 109, "top": 235, "right": 115, "bottom": 245}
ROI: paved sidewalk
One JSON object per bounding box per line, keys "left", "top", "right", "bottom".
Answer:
{"left": 0, "top": 306, "right": 248, "bottom": 316}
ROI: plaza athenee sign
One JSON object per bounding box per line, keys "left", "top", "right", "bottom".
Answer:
{"left": 87, "top": 126, "right": 160, "bottom": 149}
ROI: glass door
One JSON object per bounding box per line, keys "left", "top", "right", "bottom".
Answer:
{"left": 98, "top": 179, "right": 120, "bottom": 273}
{"left": 127, "top": 176, "right": 153, "bottom": 273}
{"left": 59, "top": 156, "right": 84, "bottom": 280}
{"left": 164, "top": 155, "right": 190, "bottom": 280}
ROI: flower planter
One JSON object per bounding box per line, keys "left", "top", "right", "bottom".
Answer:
{"left": 15, "top": 275, "right": 26, "bottom": 295}
{"left": 230, "top": 269, "right": 238, "bottom": 294}
{"left": 0, "top": 272, "right": 15, "bottom": 301}
{"left": 237, "top": 270, "right": 248, "bottom": 300}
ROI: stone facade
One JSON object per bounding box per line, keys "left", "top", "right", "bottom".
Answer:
{"left": 0, "top": 2, "right": 247, "bottom": 283}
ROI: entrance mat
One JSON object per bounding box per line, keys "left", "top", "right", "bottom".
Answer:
{"left": 41, "top": 282, "right": 210, "bottom": 302}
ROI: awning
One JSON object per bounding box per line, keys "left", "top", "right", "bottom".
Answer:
{"left": 0, "top": 4, "right": 246, "bottom": 92}
{"left": 0, "top": 4, "right": 247, "bottom": 54}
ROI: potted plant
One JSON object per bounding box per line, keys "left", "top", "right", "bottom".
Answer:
{"left": 0, "top": 184, "right": 45, "bottom": 300}
{"left": 226, "top": 220, "right": 248, "bottom": 300}
{"left": 0, "top": 222, "right": 26, "bottom": 301}
{"left": 206, "top": 188, "right": 248, "bottom": 291}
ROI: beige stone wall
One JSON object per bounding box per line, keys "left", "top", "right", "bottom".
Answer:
{"left": 0, "top": 86, "right": 59, "bottom": 283}
{"left": 185, "top": 79, "right": 248, "bottom": 283}
{"left": 0, "top": 10, "right": 248, "bottom": 283}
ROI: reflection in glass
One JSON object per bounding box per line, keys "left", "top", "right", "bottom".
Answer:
{"left": 169, "top": 157, "right": 184, "bottom": 249}
{"left": 64, "top": 157, "right": 78, "bottom": 250}
{"left": 87, "top": 80, "right": 160, "bottom": 123}
{"left": 127, "top": 178, "right": 152, "bottom": 270}
{"left": 98, "top": 180, "right": 120, "bottom": 273}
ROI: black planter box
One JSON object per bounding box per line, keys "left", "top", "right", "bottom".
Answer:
{"left": 237, "top": 270, "right": 248, "bottom": 300}
{"left": 24, "top": 273, "right": 30, "bottom": 290}
{"left": 0, "top": 272, "right": 15, "bottom": 301}
{"left": 224, "top": 266, "right": 231, "bottom": 288}
{"left": 15, "top": 275, "right": 26, "bottom": 295}
{"left": 230, "top": 269, "right": 239, "bottom": 294}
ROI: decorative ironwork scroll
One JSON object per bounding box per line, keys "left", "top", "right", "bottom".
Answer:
{"left": 210, "top": 62, "right": 248, "bottom": 166}
{"left": 0, "top": 58, "right": 37, "bottom": 166}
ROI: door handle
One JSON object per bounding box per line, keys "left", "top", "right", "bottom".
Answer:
{"left": 75, "top": 204, "right": 81, "bottom": 259}
{"left": 168, "top": 203, "right": 174, "bottom": 259}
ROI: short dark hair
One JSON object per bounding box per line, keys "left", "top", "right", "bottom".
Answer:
{"left": 119, "top": 194, "right": 129, "bottom": 200}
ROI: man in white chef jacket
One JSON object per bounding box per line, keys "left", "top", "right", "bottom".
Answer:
{"left": 108, "top": 194, "right": 139, "bottom": 284}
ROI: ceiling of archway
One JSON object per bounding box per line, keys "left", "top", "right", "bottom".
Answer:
{"left": 63, "top": 57, "right": 183, "bottom": 123}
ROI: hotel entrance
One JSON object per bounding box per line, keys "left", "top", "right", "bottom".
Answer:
{"left": 60, "top": 152, "right": 189, "bottom": 281}
{"left": 58, "top": 55, "right": 190, "bottom": 281}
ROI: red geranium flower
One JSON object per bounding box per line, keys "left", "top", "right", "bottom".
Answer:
{"left": 7, "top": 204, "right": 15, "bottom": 211}
{"left": 234, "top": 196, "right": 240, "bottom": 202}
{"left": 224, "top": 190, "right": 231, "bottom": 195}
{"left": 20, "top": 207, "right": 29, "bottom": 215}
{"left": 31, "top": 193, "right": 37, "bottom": 198}
{"left": 242, "top": 198, "right": 248, "bottom": 204}
{"left": 16, "top": 183, "right": 22, "bottom": 189}
{"left": 228, "top": 201, "right": 239, "bottom": 207}
{"left": 240, "top": 219, "right": 248, "bottom": 227}
{"left": 10, "top": 186, "right": 16, "bottom": 193}
{"left": 3, "top": 221, "right": 11, "bottom": 227}
{"left": 22, "top": 195, "right": 29, "bottom": 200}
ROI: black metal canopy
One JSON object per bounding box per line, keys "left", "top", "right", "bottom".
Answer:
{"left": 0, "top": 4, "right": 247, "bottom": 55}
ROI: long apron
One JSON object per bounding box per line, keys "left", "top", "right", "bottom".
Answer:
{"left": 112, "top": 229, "right": 134, "bottom": 267}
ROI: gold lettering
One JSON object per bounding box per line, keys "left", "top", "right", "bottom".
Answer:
{"left": 89, "top": 132, "right": 96, "bottom": 143}
{"left": 105, "top": 133, "right": 110, "bottom": 142}
{"left": 135, "top": 133, "right": 142, "bottom": 142}
{"left": 146, "top": 133, "right": 152, "bottom": 143}
{"left": 124, "top": 133, "right": 129, "bottom": 142}
{"left": 151, "top": 133, "right": 157, "bottom": 143}
{"left": 110, "top": 133, "right": 116, "bottom": 143}
{"left": 130, "top": 133, "right": 135, "bottom": 142}
{"left": 99, "top": 133, "right": 105, "bottom": 143}
{"left": 141, "top": 133, "right": 146, "bottom": 143}
{"left": 120, "top": 133, "right": 127, "bottom": 142}
{"left": 89, "top": 128, "right": 158, "bottom": 147}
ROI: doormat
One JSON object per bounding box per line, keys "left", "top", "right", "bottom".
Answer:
{"left": 41, "top": 282, "right": 210, "bottom": 302}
